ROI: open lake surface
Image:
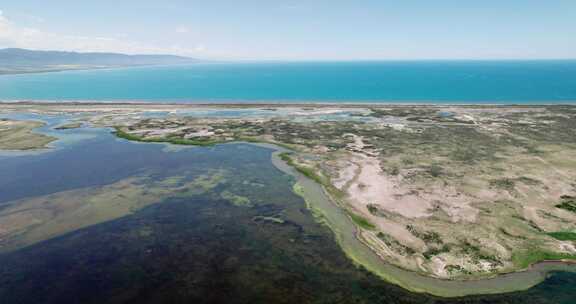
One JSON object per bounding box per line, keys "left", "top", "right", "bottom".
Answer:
{"left": 0, "top": 115, "right": 576, "bottom": 303}
{"left": 0, "top": 61, "right": 575, "bottom": 103}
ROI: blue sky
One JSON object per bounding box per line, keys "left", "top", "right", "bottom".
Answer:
{"left": 1, "top": 0, "right": 575, "bottom": 59}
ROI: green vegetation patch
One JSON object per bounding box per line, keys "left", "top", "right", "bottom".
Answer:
{"left": 366, "top": 204, "right": 388, "bottom": 217}
{"left": 406, "top": 225, "right": 443, "bottom": 245}
{"left": 279, "top": 152, "right": 327, "bottom": 185}
{"left": 427, "top": 164, "right": 444, "bottom": 177}
{"left": 547, "top": 231, "right": 576, "bottom": 241}
{"left": 444, "top": 264, "right": 464, "bottom": 274}
{"left": 348, "top": 212, "right": 376, "bottom": 230}
{"left": 555, "top": 195, "right": 576, "bottom": 213}
{"left": 512, "top": 249, "right": 576, "bottom": 269}
{"left": 376, "top": 232, "right": 415, "bottom": 255}
{"left": 423, "top": 244, "right": 451, "bottom": 259}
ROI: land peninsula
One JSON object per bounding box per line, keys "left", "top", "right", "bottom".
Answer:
{"left": 0, "top": 48, "right": 197, "bottom": 75}
{"left": 1, "top": 102, "right": 576, "bottom": 296}
{"left": 0, "top": 118, "right": 55, "bottom": 150}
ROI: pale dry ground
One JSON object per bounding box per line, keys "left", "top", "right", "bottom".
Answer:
{"left": 0, "top": 170, "right": 227, "bottom": 253}
{"left": 0, "top": 119, "right": 55, "bottom": 150}
{"left": 328, "top": 147, "right": 576, "bottom": 278}
{"left": 315, "top": 112, "right": 576, "bottom": 278}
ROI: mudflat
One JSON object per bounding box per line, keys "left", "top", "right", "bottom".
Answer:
{"left": 0, "top": 118, "right": 55, "bottom": 150}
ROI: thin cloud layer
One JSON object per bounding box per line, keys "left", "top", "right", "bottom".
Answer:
{"left": 0, "top": 10, "right": 201, "bottom": 55}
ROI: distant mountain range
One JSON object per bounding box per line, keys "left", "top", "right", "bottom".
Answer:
{"left": 0, "top": 48, "right": 197, "bottom": 74}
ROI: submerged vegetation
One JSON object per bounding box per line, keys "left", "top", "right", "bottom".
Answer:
{"left": 221, "top": 190, "right": 253, "bottom": 207}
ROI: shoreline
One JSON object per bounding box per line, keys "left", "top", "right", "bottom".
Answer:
{"left": 1, "top": 101, "right": 576, "bottom": 109}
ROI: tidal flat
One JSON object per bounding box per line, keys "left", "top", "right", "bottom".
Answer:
{"left": 0, "top": 118, "right": 55, "bottom": 150}
{"left": 0, "top": 102, "right": 576, "bottom": 302}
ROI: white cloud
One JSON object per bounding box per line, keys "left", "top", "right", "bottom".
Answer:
{"left": 0, "top": 11, "right": 202, "bottom": 56}
{"left": 175, "top": 26, "right": 190, "bottom": 34}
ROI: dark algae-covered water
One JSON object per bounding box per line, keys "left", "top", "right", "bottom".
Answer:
{"left": 0, "top": 121, "right": 575, "bottom": 303}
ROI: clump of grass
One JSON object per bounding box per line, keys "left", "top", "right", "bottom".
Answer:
{"left": 423, "top": 244, "right": 451, "bottom": 259}
{"left": 367, "top": 204, "right": 379, "bottom": 215}
{"left": 450, "top": 148, "right": 478, "bottom": 163}
{"left": 427, "top": 164, "right": 444, "bottom": 177}
{"left": 278, "top": 152, "right": 293, "bottom": 163}
{"left": 406, "top": 225, "right": 443, "bottom": 244}
{"left": 388, "top": 166, "right": 400, "bottom": 176}
{"left": 555, "top": 195, "right": 576, "bottom": 213}
{"left": 489, "top": 178, "right": 516, "bottom": 192}
{"left": 460, "top": 240, "right": 481, "bottom": 255}
{"left": 444, "top": 264, "right": 463, "bottom": 274}
{"left": 348, "top": 212, "right": 376, "bottom": 230}
{"left": 376, "top": 232, "right": 415, "bottom": 255}
{"left": 515, "top": 176, "right": 542, "bottom": 185}
{"left": 366, "top": 204, "right": 388, "bottom": 217}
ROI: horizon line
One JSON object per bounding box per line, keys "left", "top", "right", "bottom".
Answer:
{"left": 2, "top": 47, "right": 575, "bottom": 62}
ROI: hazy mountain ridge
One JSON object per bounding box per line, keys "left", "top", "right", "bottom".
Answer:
{"left": 0, "top": 48, "right": 197, "bottom": 74}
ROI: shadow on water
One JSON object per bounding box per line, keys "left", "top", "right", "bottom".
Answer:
{"left": 0, "top": 128, "right": 575, "bottom": 303}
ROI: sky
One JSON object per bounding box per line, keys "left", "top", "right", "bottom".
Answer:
{"left": 0, "top": 0, "right": 575, "bottom": 60}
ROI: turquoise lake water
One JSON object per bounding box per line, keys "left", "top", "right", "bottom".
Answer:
{"left": 0, "top": 61, "right": 575, "bottom": 103}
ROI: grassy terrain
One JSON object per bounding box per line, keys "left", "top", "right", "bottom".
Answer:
{"left": 348, "top": 212, "right": 376, "bottom": 230}
{"left": 547, "top": 232, "right": 576, "bottom": 241}
{"left": 0, "top": 119, "right": 56, "bottom": 150}
{"left": 512, "top": 250, "right": 576, "bottom": 269}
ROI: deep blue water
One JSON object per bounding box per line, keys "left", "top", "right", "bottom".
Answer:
{"left": 0, "top": 61, "right": 575, "bottom": 103}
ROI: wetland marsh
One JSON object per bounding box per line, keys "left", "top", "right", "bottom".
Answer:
{"left": 1, "top": 104, "right": 576, "bottom": 303}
